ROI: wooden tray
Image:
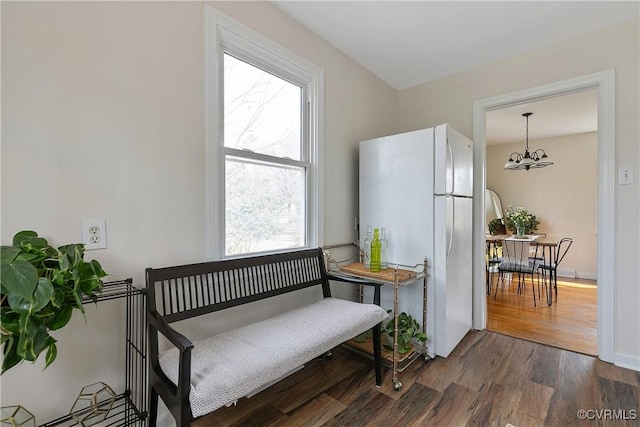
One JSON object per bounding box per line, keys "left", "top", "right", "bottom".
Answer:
{"left": 339, "top": 262, "right": 417, "bottom": 283}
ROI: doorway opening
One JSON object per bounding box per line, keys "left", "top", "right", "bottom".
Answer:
{"left": 483, "top": 91, "right": 598, "bottom": 355}
{"left": 471, "top": 70, "right": 616, "bottom": 363}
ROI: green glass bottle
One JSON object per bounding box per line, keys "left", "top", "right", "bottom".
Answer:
{"left": 370, "top": 228, "right": 382, "bottom": 272}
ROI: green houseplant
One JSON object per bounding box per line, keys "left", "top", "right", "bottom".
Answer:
{"left": 504, "top": 205, "right": 539, "bottom": 236}
{"left": 487, "top": 218, "right": 505, "bottom": 235}
{"left": 381, "top": 310, "right": 427, "bottom": 354}
{"left": 0, "top": 230, "right": 107, "bottom": 373}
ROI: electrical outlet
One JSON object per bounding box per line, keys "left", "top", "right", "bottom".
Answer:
{"left": 82, "top": 219, "right": 107, "bottom": 250}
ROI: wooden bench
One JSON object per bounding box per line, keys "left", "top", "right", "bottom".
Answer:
{"left": 146, "top": 248, "right": 387, "bottom": 427}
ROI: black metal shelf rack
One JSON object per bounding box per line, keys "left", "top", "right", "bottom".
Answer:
{"left": 39, "top": 279, "right": 148, "bottom": 427}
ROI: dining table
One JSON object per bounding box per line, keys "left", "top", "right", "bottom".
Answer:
{"left": 485, "top": 234, "right": 561, "bottom": 306}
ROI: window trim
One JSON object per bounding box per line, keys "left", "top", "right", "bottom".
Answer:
{"left": 205, "top": 6, "right": 324, "bottom": 260}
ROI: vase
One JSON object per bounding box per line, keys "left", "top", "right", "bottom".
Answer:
{"left": 516, "top": 225, "right": 526, "bottom": 238}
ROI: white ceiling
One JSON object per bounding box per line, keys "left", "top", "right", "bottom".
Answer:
{"left": 274, "top": 1, "right": 638, "bottom": 91}
{"left": 273, "top": 1, "right": 637, "bottom": 142}
{"left": 485, "top": 89, "right": 598, "bottom": 145}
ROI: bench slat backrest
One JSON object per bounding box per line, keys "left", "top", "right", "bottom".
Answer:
{"left": 146, "top": 248, "right": 329, "bottom": 323}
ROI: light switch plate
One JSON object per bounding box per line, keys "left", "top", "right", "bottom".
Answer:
{"left": 618, "top": 167, "right": 635, "bottom": 185}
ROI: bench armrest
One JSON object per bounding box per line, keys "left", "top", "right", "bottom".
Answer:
{"left": 148, "top": 310, "right": 195, "bottom": 425}
{"left": 148, "top": 310, "right": 194, "bottom": 352}
{"left": 325, "top": 273, "right": 381, "bottom": 287}
{"left": 325, "top": 273, "right": 383, "bottom": 306}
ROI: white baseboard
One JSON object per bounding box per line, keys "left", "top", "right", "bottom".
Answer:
{"left": 557, "top": 269, "right": 597, "bottom": 281}
{"left": 615, "top": 353, "right": 640, "bottom": 371}
{"left": 575, "top": 271, "right": 597, "bottom": 281}
{"left": 490, "top": 269, "right": 597, "bottom": 282}
{"left": 557, "top": 269, "right": 576, "bottom": 278}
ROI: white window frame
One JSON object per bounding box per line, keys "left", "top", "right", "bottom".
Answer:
{"left": 204, "top": 6, "right": 324, "bottom": 260}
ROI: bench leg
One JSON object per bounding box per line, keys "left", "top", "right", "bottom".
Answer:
{"left": 372, "top": 323, "right": 382, "bottom": 386}
{"left": 149, "top": 387, "right": 159, "bottom": 427}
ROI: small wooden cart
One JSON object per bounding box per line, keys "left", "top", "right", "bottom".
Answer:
{"left": 325, "top": 257, "right": 430, "bottom": 391}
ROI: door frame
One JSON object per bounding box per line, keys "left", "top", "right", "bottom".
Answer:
{"left": 471, "top": 69, "right": 615, "bottom": 362}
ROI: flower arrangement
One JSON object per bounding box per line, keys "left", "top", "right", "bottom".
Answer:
{"left": 504, "top": 205, "right": 539, "bottom": 236}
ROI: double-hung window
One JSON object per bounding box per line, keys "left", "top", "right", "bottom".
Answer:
{"left": 205, "top": 7, "right": 323, "bottom": 259}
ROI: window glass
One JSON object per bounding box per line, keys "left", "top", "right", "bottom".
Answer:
{"left": 224, "top": 54, "right": 301, "bottom": 161}
{"left": 225, "top": 157, "right": 304, "bottom": 255}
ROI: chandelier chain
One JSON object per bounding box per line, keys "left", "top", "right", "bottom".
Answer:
{"left": 525, "top": 114, "right": 529, "bottom": 151}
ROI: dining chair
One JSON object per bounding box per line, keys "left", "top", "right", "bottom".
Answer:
{"left": 496, "top": 238, "right": 542, "bottom": 306}
{"left": 486, "top": 240, "right": 502, "bottom": 295}
{"left": 537, "top": 237, "right": 573, "bottom": 302}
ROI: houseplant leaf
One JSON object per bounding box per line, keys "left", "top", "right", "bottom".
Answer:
{"left": 1, "top": 246, "right": 20, "bottom": 264}
{"left": 51, "top": 287, "right": 66, "bottom": 308}
{"left": 77, "top": 260, "right": 106, "bottom": 294}
{"left": 48, "top": 305, "right": 73, "bottom": 330}
{"left": 16, "top": 314, "right": 51, "bottom": 362}
{"left": 72, "top": 288, "right": 86, "bottom": 315}
{"left": 7, "top": 277, "right": 54, "bottom": 314}
{"left": 19, "top": 236, "right": 50, "bottom": 252}
{"left": 1, "top": 259, "right": 38, "bottom": 300}
{"left": 16, "top": 313, "right": 40, "bottom": 361}
{"left": 1, "top": 311, "right": 21, "bottom": 335}
{"left": 1, "top": 336, "right": 22, "bottom": 373}
{"left": 44, "top": 339, "right": 58, "bottom": 369}
{"left": 12, "top": 230, "right": 37, "bottom": 246}
{"left": 58, "top": 244, "right": 84, "bottom": 272}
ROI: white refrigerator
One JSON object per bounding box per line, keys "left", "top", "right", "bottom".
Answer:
{"left": 359, "top": 124, "right": 473, "bottom": 358}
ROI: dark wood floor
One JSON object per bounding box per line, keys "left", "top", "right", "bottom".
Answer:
{"left": 193, "top": 330, "right": 639, "bottom": 427}
{"left": 487, "top": 274, "right": 598, "bottom": 355}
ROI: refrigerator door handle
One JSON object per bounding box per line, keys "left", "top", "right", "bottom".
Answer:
{"left": 447, "top": 140, "right": 454, "bottom": 195}
{"left": 447, "top": 197, "right": 455, "bottom": 266}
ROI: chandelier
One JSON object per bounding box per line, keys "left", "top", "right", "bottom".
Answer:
{"left": 503, "top": 112, "right": 553, "bottom": 170}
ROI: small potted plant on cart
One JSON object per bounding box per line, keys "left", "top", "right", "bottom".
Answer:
{"left": 381, "top": 310, "right": 427, "bottom": 361}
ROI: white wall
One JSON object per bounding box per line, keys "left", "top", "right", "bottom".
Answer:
{"left": 2, "top": 1, "right": 638, "bottom": 421}
{"left": 2, "top": 2, "right": 206, "bottom": 419}
{"left": 396, "top": 18, "right": 639, "bottom": 365}
{"left": 487, "top": 132, "right": 598, "bottom": 279}
{"left": 0, "top": 1, "right": 397, "bottom": 421}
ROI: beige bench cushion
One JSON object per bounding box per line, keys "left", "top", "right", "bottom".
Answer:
{"left": 158, "top": 297, "right": 387, "bottom": 417}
